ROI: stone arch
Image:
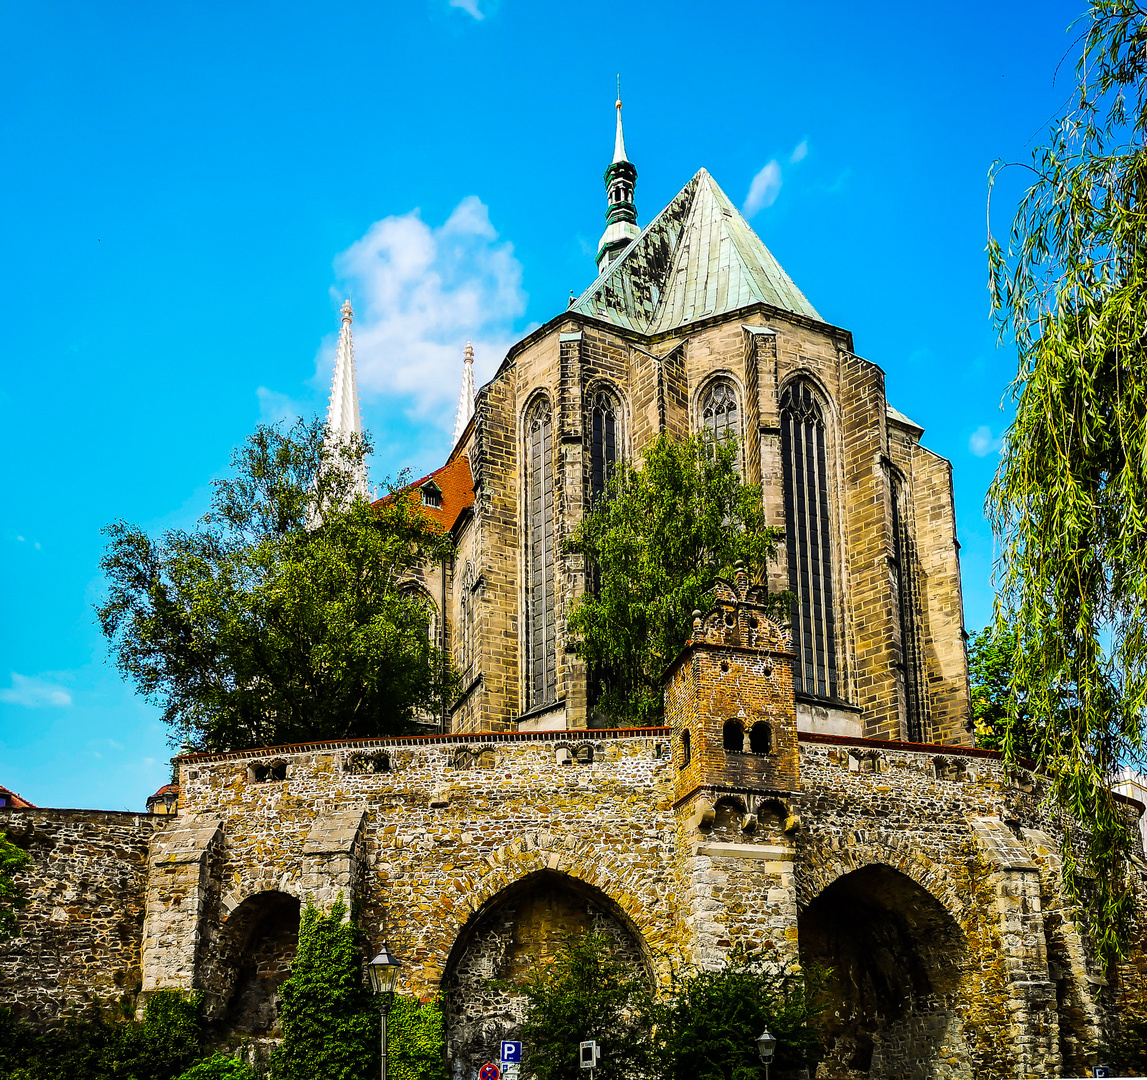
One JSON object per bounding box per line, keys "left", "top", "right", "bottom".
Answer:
{"left": 798, "top": 857, "right": 970, "bottom": 1078}
{"left": 796, "top": 832, "right": 967, "bottom": 926}
{"left": 201, "top": 890, "right": 301, "bottom": 1036}
{"left": 439, "top": 867, "right": 652, "bottom": 1080}
{"left": 416, "top": 836, "right": 667, "bottom": 990}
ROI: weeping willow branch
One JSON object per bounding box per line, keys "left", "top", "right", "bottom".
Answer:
{"left": 987, "top": 0, "right": 1147, "bottom": 965}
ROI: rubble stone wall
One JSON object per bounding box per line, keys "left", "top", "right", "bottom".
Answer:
{"left": 0, "top": 808, "right": 160, "bottom": 1024}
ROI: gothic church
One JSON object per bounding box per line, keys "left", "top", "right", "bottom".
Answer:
{"left": 382, "top": 96, "right": 972, "bottom": 744}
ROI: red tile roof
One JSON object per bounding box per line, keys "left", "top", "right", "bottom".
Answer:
{"left": 0, "top": 784, "right": 34, "bottom": 808}
{"left": 375, "top": 454, "right": 474, "bottom": 534}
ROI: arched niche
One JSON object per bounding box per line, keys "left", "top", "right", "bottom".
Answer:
{"left": 202, "top": 890, "right": 301, "bottom": 1037}
{"left": 798, "top": 864, "right": 968, "bottom": 1078}
{"left": 440, "top": 870, "right": 649, "bottom": 1080}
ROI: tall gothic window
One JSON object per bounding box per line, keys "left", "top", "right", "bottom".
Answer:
{"left": 526, "top": 397, "right": 557, "bottom": 706}
{"left": 589, "top": 389, "right": 620, "bottom": 501}
{"left": 700, "top": 378, "right": 741, "bottom": 442}
{"left": 780, "top": 380, "right": 838, "bottom": 699}
{"left": 459, "top": 562, "right": 475, "bottom": 677}
{"left": 891, "top": 481, "right": 929, "bottom": 741}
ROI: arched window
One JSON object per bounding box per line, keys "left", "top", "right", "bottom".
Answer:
{"left": 588, "top": 389, "right": 620, "bottom": 501}
{"left": 401, "top": 585, "right": 437, "bottom": 647}
{"left": 700, "top": 378, "right": 741, "bottom": 445}
{"left": 891, "top": 480, "right": 930, "bottom": 741}
{"left": 749, "top": 722, "right": 772, "bottom": 755}
{"left": 459, "top": 562, "right": 475, "bottom": 676}
{"left": 680, "top": 730, "right": 691, "bottom": 768}
{"left": 780, "top": 380, "right": 838, "bottom": 699}
{"left": 526, "top": 397, "right": 557, "bottom": 706}
{"left": 723, "top": 719, "right": 743, "bottom": 753}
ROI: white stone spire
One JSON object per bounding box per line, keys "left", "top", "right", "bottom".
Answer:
{"left": 453, "top": 341, "right": 476, "bottom": 445}
{"left": 613, "top": 85, "right": 629, "bottom": 164}
{"left": 324, "top": 299, "right": 369, "bottom": 498}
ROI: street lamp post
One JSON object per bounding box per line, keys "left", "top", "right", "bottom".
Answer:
{"left": 756, "top": 1028, "right": 777, "bottom": 1080}
{"left": 368, "top": 943, "right": 403, "bottom": 1080}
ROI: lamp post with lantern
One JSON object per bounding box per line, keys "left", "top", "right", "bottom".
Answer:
{"left": 756, "top": 1028, "right": 777, "bottom": 1080}
{"left": 368, "top": 943, "right": 403, "bottom": 1080}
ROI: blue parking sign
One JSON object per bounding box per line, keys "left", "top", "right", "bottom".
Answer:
{"left": 501, "top": 1041, "right": 522, "bottom": 1064}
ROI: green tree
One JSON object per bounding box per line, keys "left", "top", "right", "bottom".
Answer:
{"left": 986, "top": 0, "right": 1147, "bottom": 960}
{"left": 271, "top": 897, "right": 376, "bottom": 1080}
{"left": 0, "top": 831, "right": 29, "bottom": 943}
{"left": 968, "top": 625, "right": 1033, "bottom": 755}
{"left": 98, "top": 418, "right": 455, "bottom": 753}
{"left": 517, "top": 932, "right": 655, "bottom": 1080}
{"left": 656, "top": 952, "right": 828, "bottom": 1080}
{"left": 565, "top": 432, "right": 784, "bottom": 725}
{"left": 175, "top": 1052, "right": 258, "bottom": 1080}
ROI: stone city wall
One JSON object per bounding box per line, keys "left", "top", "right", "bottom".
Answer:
{"left": 0, "top": 807, "right": 160, "bottom": 1025}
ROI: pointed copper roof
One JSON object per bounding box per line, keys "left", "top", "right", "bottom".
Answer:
{"left": 572, "top": 168, "right": 820, "bottom": 335}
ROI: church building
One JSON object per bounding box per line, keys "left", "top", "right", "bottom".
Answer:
{"left": 352, "top": 95, "right": 972, "bottom": 746}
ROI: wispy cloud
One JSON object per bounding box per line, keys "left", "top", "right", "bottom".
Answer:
{"left": 969, "top": 425, "right": 1004, "bottom": 457}
{"left": 449, "top": 0, "right": 484, "bottom": 19}
{"left": 744, "top": 140, "right": 809, "bottom": 218}
{"left": 0, "top": 673, "right": 73, "bottom": 708}
{"left": 256, "top": 386, "right": 305, "bottom": 425}
{"left": 331, "top": 196, "right": 527, "bottom": 428}
{"left": 744, "top": 161, "right": 782, "bottom": 216}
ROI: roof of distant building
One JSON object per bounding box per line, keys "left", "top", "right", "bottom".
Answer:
{"left": 375, "top": 454, "right": 475, "bottom": 534}
{"left": 572, "top": 167, "right": 821, "bottom": 335}
{"left": 0, "top": 784, "right": 34, "bottom": 808}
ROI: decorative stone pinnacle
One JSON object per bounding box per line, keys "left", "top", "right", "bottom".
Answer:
{"left": 453, "top": 341, "right": 477, "bottom": 445}
{"left": 340, "top": 298, "right": 353, "bottom": 322}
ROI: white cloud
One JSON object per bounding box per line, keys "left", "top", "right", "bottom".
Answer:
{"left": 744, "top": 161, "right": 782, "bottom": 217}
{"left": 0, "top": 673, "right": 73, "bottom": 708}
{"left": 449, "top": 0, "right": 484, "bottom": 18}
{"left": 331, "top": 196, "right": 527, "bottom": 426}
{"left": 969, "top": 425, "right": 1004, "bottom": 457}
{"left": 256, "top": 386, "right": 305, "bottom": 425}
{"left": 789, "top": 139, "right": 809, "bottom": 164}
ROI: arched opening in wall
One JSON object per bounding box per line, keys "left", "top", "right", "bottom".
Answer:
{"left": 208, "top": 891, "right": 301, "bottom": 1039}
{"left": 723, "top": 719, "right": 743, "bottom": 753}
{"left": 441, "top": 870, "right": 650, "bottom": 1080}
{"left": 798, "top": 865, "right": 967, "bottom": 1079}
{"left": 749, "top": 722, "right": 771, "bottom": 755}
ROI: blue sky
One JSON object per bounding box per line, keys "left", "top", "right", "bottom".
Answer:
{"left": 1, "top": 0, "right": 1085, "bottom": 810}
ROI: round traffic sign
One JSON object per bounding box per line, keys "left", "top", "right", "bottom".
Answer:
{"left": 480, "top": 1062, "right": 501, "bottom": 1080}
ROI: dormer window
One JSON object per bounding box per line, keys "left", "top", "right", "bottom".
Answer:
{"left": 421, "top": 480, "right": 442, "bottom": 508}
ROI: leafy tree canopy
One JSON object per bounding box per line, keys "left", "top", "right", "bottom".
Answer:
{"left": 987, "top": 0, "right": 1147, "bottom": 959}
{"left": 516, "top": 934, "right": 827, "bottom": 1080}
{"left": 968, "top": 625, "right": 1033, "bottom": 756}
{"left": 98, "top": 418, "right": 454, "bottom": 753}
{"left": 516, "top": 932, "right": 656, "bottom": 1080}
{"left": 0, "top": 831, "right": 29, "bottom": 943}
{"left": 656, "top": 950, "right": 828, "bottom": 1080}
{"left": 565, "top": 432, "right": 784, "bottom": 725}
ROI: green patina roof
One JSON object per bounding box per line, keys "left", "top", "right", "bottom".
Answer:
{"left": 571, "top": 168, "right": 821, "bottom": 335}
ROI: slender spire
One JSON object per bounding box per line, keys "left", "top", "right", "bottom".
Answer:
{"left": 324, "top": 299, "right": 369, "bottom": 498}
{"left": 612, "top": 75, "right": 629, "bottom": 164}
{"left": 453, "top": 340, "right": 476, "bottom": 445}
{"left": 596, "top": 82, "right": 640, "bottom": 273}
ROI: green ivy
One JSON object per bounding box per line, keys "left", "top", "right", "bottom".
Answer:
{"left": 388, "top": 995, "right": 448, "bottom": 1080}
{"left": 175, "top": 1051, "right": 258, "bottom": 1079}
{"left": 0, "top": 990, "right": 204, "bottom": 1080}
{"left": 0, "top": 829, "right": 30, "bottom": 943}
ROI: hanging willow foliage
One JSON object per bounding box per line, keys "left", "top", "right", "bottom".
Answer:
{"left": 987, "top": 0, "right": 1147, "bottom": 964}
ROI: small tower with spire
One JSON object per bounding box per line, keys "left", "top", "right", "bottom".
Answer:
{"left": 596, "top": 81, "right": 640, "bottom": 273}
{"left": 453, "top": 341, "right": 476, "bottom": 445}
{"left": 324, "top": 299, "right": 369, "bottom": 498}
